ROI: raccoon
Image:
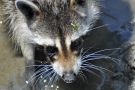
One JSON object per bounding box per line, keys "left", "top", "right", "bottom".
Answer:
{"left": 124, "top": 0, "right": 135, "bottom": 90}
{"left": 2, "top": 0, "right": 102, "bottom": 89}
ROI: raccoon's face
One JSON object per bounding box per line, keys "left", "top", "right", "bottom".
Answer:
{"left": 16, "top": 0, "right": 99, "bottom": 83}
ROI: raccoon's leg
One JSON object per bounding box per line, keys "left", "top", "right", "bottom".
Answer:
{"left": 2, "top": 0, "right": 37, "bottom": 89}
{"left": 11, "top": 23, "right": 37, "bottom": 89}
{"left": 21, "top": 44, "right": 36, "bottom": 90}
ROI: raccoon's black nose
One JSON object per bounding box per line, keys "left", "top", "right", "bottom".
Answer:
{"left": 62, "top": 71, "right": 76, "bottom": 83}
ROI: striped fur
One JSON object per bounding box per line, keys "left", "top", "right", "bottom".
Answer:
{"left": 2, "top": 0, "right": 100, "bottom": 84}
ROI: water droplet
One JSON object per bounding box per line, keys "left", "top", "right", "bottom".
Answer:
{"left": 25, "top": 81, "right": 29, "bottom": 84}
{"left": 43, "top": 79, "right": 47, "bottom": 83}
{"left": 40, "top": 76, "right": 43, "bottom": 78}
{"left": 56, "top": 86, "right": 59, "bottom": 89}
{"left": 51, "top": 85, "right": 54, "bottom": 88}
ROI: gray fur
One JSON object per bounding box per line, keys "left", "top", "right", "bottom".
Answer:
{"left": 3, "top": 0, "right": 100, "bottom": 60}
{"left": 125, "top": 0, "right": 135, "bottom": 90}
{"left": 2, "top": 0, "right": 100, "bottom": 89}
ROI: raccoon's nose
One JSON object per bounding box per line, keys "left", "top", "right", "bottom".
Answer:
{"left": 62, "top": 71, "right": 76, "bottom": 83}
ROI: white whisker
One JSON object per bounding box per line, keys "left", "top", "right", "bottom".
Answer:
{"left": 81, "top": 67, "right": 100, "bottom": 78}
{"left": 81, "top": 64, "right": 106, "bottom": 90}
{"left": 82, "top": 63, "right": 113, "bottom": 74}
{"left": 25, "top": 64, "right": 52, "bottom": 68}
{"left": 47, "top": 71, "right": 56, "bottom": 86}
{"left": 88, "top": 48, "right": 121, "bottom": 55}
{"left": 82, "top": 55, "right": 108, "bottom": 62}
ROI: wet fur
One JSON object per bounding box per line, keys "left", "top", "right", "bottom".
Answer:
{"left": 1, "top": 0, "right": 118, "bottom": 90}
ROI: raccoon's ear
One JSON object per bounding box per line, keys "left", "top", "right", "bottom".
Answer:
{"left": 15, "top": 0, "right": 40, "bottom": 20}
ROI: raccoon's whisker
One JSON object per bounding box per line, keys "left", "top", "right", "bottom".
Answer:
{"left": 34, "top": 74, "right": 42, "bottom": 87}
{"left": 82, "top": 64, "right": 106, "bottom": 90}
{"left": 80, "top": 47, "right": 94, "bottom": 57}
{"left": 32, "top": 67, "right": 48, "bottom": 78}
{"left": 82, "top": 54, "right": 120, "bottom": 64}
{"left": 81, "top": 48, "right": 121, "bottom": 63}
{"left": 29, "top": 67, "right": 53, "bottom": 83}
{"left": 82, "top": 56, "right": 109, "bottom": 63}
{"left": 53, "top": 71, "right": 58, "bottom": 82}
{"left": 82, "top": 53, "right": 105, "bottom": 60}
{"left": 80, "top": 48, "right": 84, "bottom": 56}
{"left": 81, "top": 67, "right": 100, "bottom": 78}
{"left": 25, "top": 66, "right": 50, "bottom": 76}
{"left": 95, "top": 68, "right": 106, "bottom": 90}
{"left": 54, "top": 73, "right": 59, "bottom": 84}
{"left": 41, "top": 70, "right": 55, "bottom": 87}
{"left": 51, "top": 72, "right": 58, "bottom": 85}
{"left": 47, "top": 71, "right": 56, "bottom": 86}
{"left": 32, "top": 68, "right": 54, "bottom": 87}
{"left": 82, "top": 63, "right": 113, "bottom": 74}
{"left": 25, "top": 64, "right": 52, "bottom": 68}
{"left": 31, "top": 68, "right": 54, "bottom": 88}
{"left": 42, "top": 69, "right": 54, "bottom": 81}
{"left": 90, "top": 48, "right": 121, "bottom": 55}
{"left": 48, "top": 70, "right": 55, "bottom": 86}
{"left": 54, "top": 70, "right": 59, "bottom": 82}
{"left": 89, "top": 24, "right": 109, "bottom": 32}
{"left": 22, "top": 67, "right": 52, "bottom": 89}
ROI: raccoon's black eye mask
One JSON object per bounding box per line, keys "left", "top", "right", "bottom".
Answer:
{"left": 34, "top": 37, "right": 83, "bottom": 63}
{"left": 71, "top": 38, "right": 83, "bottom": 55}
{"left": 76, "top": 0, "right": 85, "bottom": 6}
{"left": 46, "top": 46, "right": 58, "bottom": 57}
{"left": 34, "top": 45, "right": 46, "bottom": 63}
{"left": 34, "top": 45, "right": 57, "bottom": 63}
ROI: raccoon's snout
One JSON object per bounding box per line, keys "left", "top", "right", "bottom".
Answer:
{"left": 62, "top": 71, "right": 76, "bottom": 83}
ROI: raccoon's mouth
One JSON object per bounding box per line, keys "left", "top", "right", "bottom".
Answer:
{"left": 61, "top": 72, "right": 77, "bottom": 83}
{"left": 63, "top": 79, "right": 75, "bottom": 83}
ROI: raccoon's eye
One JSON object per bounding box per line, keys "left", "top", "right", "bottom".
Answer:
{"left": 46, "top": 46, "right": 58, "bottom": 57}
{"left": 71, "top": 39, "right": 83, "bottom": 54}
{"left": 34, "top": 45, "right": 46, "bottom": 62}
{"left": 76, "top": 0, "right": 85, "bottom": 6}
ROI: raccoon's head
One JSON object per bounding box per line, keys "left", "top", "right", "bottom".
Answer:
{"left": 16, "top": 0, "right": 100, "bottom": 83}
